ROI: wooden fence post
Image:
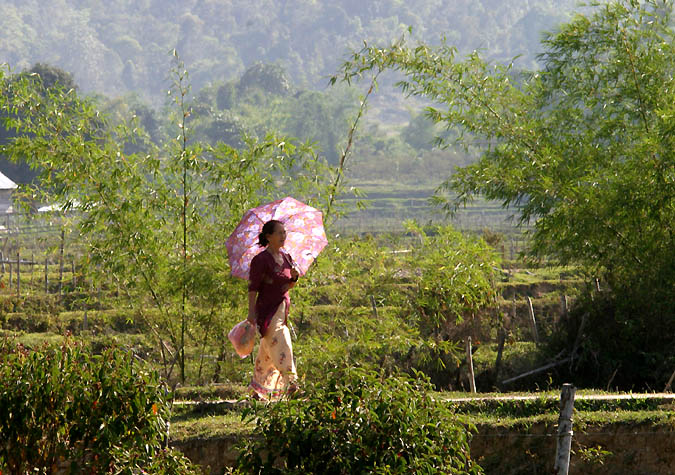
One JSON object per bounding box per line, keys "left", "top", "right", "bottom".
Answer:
{"left": 494, "top": 327, "right": 506, "bottom": 383}
{"left": 527, "top": 296, "right": 539, "bottom": 343}
{"left": 554, "top": 383, "right": 576, "bottom": 475}
{"left": 16, "top": 251, "right": 20, "bottom": 296}
{"left": 8, "top": 261, "right": 12, "bottom": 290}
{"left": 466, "top": 336, "right": 476, "bottom": 393}
{"left": 44, "top": 257, "right": 49, "bottom": 293}
{"left": 0, "top": 250, "right": 4, "bottom": 273}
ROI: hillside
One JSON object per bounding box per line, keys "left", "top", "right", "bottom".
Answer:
{"left": 0, "top": 0, "right": 582, "bottom": 103}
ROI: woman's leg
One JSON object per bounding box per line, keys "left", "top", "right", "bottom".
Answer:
{"left": 249, "top": 302, "right": 296, "bottom": 398}
{"left": 265, "top": 301, "right": 297, "bottom": 389}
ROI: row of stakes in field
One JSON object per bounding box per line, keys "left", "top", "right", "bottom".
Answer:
{"left": 0, "top": 248, "right": 100, "bottom": 297}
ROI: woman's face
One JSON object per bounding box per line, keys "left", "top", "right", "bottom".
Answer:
{"left": 266, "top": 222, "right": 287, "bottom": 248}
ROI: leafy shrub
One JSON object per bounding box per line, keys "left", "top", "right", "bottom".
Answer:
{"left": 0, "top": 339, "right": 199, "bottom": 473}
{"left": 550, "top": 291, "right": 675, "bottom": 391}
{"left": 406, "top": 223, "right": 499, "bottom": 337}
{"left": 236, "top": 366, "right": 482, "bottom": 474}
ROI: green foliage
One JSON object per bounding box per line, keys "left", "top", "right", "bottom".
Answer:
{"left": 406, "top": 223, "right": 499, "bottom": 335}
{"left": 576, "top": 444, "right": 613, "bottom": 467}
{"left": 401, "top": 111, "right": 442, "bottom": 150}
{"left": 23, "top": 62, "right": 77, "bottom": 91}
{"left": 285, "top": 231, "right": 499, "bottom": 390}
{"left": 560, "top": 293, "right": 675, "bottom": 390}
{"left": 192, "top": 65, "right": 360, "bottom": 167}
{"left": 0, "top": 57, "right": 334, "bottom": 384}
{"left": 0, "top": 338, "right": 199, "bottom": 473}
{"left": 237, "top": 63, "right": 292, "bottom": 96}
{"left": 335, "top": 0, "right": 675, "bottom": 388}
{"left": 448, "top": 393, "right": 667, "bottom": 418}
{"left": 236, "top": 366, "right": 482, "bottom": 474}
{"left": 0, "top": 62, "right": 79, "bottom": 184}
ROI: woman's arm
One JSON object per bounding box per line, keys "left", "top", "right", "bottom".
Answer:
{"left": 287, "top": 267, "right": 299, "bottom": 290}
{"left": 247, "top": 290, "right": 257, "bottom": 323}
{"left": 284, "top": 252, "right": 300, "bottom": 290}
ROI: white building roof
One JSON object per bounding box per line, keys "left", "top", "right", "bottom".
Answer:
{"left": 0, "top": 171, "right": 17, "bottom": 190}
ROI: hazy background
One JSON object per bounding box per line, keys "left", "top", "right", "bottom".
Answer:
{"left": 0, "top": 0, "right": 580, "bottom": 100}
{"left": 0, "top": 0, "right": 585, "bottom": 231}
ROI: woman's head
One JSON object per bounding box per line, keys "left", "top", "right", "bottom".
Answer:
{"left": 258, "top": 220, "right": 286, "bottom": 247}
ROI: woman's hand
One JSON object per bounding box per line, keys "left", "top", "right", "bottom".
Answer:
{"left": 290, "top": 267, "right": 299, "bottom": 281}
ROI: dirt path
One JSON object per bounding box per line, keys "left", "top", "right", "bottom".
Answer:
{"left": 442, "top": 393, "right": 675, "bottom": 402}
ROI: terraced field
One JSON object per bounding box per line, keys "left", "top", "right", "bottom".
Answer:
{"left": 334, "top": 182, "right": 519, "bottom": 233}
{"left": 2, "top": 221, "right": 672, "bottom": 474}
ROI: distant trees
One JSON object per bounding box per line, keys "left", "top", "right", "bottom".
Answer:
{"left": 24, "top": 63, "right": 77, "bottom": 91}
{"left": 336, "top": 0, "right": 675, "bottom": 389}
{"left": 0, "top": 63, "right": 78, "bottom": 184}
{"left": 0, "top": 0, "right": 579, "bottom": 100}
{"left": 237, "top": 63, "right": 292, "bottom": 96}
{"left": 187, "top": 63, "right": 360, "bottom": 164}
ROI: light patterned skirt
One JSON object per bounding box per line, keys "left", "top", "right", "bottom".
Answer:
{"left": 249, "top": 300, "right": 297, "bottom": 399}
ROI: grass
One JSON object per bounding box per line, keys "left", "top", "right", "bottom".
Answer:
{"left": 170, "top": 413, "right": 255, "bottom": 442}
{"left": 174, "top": 383, "right": 250, "bottom": 402}
{"left": 464, "top": 410, "right": 675, "bottom": 430}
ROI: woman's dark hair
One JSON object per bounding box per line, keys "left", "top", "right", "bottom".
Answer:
{"left": 258, "top": 220, "right": 283, "bottom": 247}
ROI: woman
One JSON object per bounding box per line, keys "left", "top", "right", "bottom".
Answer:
{"left": 247, "top": 219, "right": 300, "bottom": 399}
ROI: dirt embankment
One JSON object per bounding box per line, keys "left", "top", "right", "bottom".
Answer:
{"left": 472, "top": 421, "right": 675, "bottom": 475}
{"left": 172, "top": 421, "right": 675, "bottom": 474}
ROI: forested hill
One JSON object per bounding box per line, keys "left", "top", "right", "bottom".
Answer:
{"left": 1, "top": 0, "right": 579, "bottom": 102}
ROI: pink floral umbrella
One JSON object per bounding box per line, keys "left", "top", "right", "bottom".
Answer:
{"left": 226, "top": 196, "right": 328, "bottom": 279}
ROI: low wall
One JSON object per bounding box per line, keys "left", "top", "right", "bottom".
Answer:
{"left": 173, "top": 421, "right": 675, "bottom": 474}
{"left": 472, "top": 421, "right": 675, "bottom": 474}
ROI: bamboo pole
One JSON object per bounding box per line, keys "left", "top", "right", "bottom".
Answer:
{"left": 527, "top": 296, "right": 539, "bottom": 343}
{"left": 554, "top": 384, "right": 576, "bottom": 475}
{"left": 466, "top": 336, "right": 476, "bottom": 393}
{"left": 44, "top": 257, "right": 48, "bottom": 293}
{"left": 58, "top": 230, "right": 64, "bottom": 295}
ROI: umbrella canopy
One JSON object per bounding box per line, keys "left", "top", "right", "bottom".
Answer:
{"left": 226, "top": 196, "right": 328, "bottom": 279}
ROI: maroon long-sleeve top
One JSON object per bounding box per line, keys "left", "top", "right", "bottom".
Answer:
{"left": 248, "top": 249, "right": 294, "bottom": 337}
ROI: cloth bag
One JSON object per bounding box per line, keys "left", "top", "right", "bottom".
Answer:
{"left": 228, "top": 320, "right": 256, "bottom": 358}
